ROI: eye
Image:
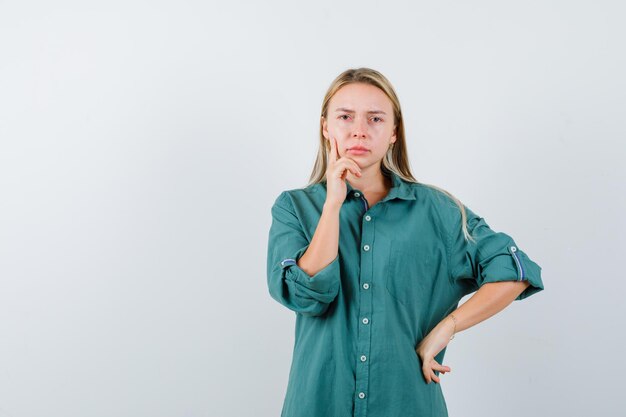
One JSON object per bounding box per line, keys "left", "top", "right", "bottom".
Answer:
{"left": 372, "top": 116, "right": 383, "bottom": 122}
{"left": 338, "top": 114, "right": 351, "bottom": 120}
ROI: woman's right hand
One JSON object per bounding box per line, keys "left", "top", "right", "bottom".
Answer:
{"left": 325, "top": 135, "right": 362, "bottom": 207}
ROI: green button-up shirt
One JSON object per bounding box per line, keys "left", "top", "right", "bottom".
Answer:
{"left": 266, "top": 169, "right": 544, "bottom": 417}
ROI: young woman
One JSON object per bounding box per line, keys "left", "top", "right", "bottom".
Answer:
{"left": 266, "top": 67, "right": 544, "bottom": 417}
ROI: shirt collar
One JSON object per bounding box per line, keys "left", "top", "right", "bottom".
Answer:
{"left": 343, "top": 170, "right": 416, "bottom": 202}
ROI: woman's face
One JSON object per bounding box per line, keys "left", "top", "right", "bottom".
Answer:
{"left": 322, "top": 82, "right": 397, "bottom": 170}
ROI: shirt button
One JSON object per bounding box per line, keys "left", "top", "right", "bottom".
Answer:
{"left": 360, "top": 355, "right": 367, "bottom": 362}
{"left": 358, "top": 392, "right": 366, "bottom": 399}
{"left": 362, "top": 283, "right": 369, "bottom": 290}
{"left": 354, "top": 192, "right": 361, "bottom": 197}
{"left": 365, "top": 215, "right": 371, "bottom": 221}
{"left": 362, "top": 317, "right": 369, "bottom": 324}
{"left": 363, "top": 244, "right": 370, "bottom": 251}
{"left": 510, "top": 245, "right": 517, "bottom": 252}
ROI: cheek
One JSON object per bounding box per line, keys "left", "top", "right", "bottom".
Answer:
{"left": 332, "top": 122, "right": 350, "bottom": 133}
{"left": 373, "top": 138, "right": 392, "bottom": 155}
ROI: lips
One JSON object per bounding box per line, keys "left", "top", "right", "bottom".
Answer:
{"left": 347, "top": 146, "right": 369, "bottom": 155}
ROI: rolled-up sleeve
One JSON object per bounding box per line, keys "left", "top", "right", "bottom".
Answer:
{"left": 445, "top": 201, "right": 544, "bottom": 300}
{"left": 266, "top": 191, "right": 341, "bottom": 316}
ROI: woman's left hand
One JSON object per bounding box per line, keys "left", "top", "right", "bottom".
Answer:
{"left": 415, "top": 317, "right": 455, "bottom": 383}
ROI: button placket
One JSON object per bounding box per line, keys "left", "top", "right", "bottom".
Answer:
{"left": 354, "top": 191, "right": 369, "bottom": 211}
{"left": 354, "top": 190, "right": 373, "bottom": 416}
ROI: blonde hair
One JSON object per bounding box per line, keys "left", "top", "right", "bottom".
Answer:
{"left": 307, "top": 67, "right": 475, "bottom": 243}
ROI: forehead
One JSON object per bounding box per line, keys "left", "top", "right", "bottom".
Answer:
{"left": 329, "top": 83, "right": 393, "bottom": 112}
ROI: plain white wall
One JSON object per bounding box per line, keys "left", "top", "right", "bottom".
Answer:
{"left": 1, "top": 1, "right": 624, "bottom": 416}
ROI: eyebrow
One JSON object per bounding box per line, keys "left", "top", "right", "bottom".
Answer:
{"left": 334, "top": 107, "right": 387, "bottom": 115}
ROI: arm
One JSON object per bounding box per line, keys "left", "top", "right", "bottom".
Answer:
{"left": 447, "top": 279, "right": 531, "bottom": 333}
{"left": 417, "top": 196, "right": 544, "bottom": 384}
{"left": 416, "top": 280, "right": 531, "bottom": 384}
{"left": 297, "top": 201, "right": 342, "bottom": 276}
{"left": 266, "top": 192, "right": 342, "bottom": 317}
{"left": 416, "top": 281, "right": 530, "bottom": 383}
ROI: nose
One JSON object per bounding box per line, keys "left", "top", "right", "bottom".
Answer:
{"left": 351, "top": 116, "right": 367, "bottom": 138}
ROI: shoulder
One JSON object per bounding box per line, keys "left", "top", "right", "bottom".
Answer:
{"left": 412, "top": 181, "right": 481, "bottom": 231}
{"left": 272, "top": 182, "right": 325, "bottom": 210}
{"left": 412, "top": 181, "right": 458, "bottom": 211}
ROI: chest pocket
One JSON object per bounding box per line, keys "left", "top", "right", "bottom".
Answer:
{"left": 385, "top": 240, "right": 434, "bottom": 308}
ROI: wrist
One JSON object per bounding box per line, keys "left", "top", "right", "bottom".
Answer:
{"left": 446, "top": 313, "right": 458, "bottom": 340}
{"left": 323, "top": 201, "right": 343, "bottom": 212}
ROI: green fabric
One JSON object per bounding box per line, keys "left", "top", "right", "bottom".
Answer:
{"left": 267, "top": 169, "right": 544, "bottom": 417}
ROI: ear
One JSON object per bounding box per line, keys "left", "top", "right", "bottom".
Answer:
{"left": 391, "top": 125, "right": 397, "bottom": 143}
{"left": 321, "top": 116, "right": 329, "bottom": 140}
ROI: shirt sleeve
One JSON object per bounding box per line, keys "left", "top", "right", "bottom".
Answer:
{"left": 266, "top": 191, "right": 341, "bottom": 316}
{"left": 444, "top": 200, "right": 544, "bottom": 300}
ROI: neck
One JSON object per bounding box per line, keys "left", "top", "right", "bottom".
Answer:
{"left": 346, "top": 167, "right": 390, "bottom": 194}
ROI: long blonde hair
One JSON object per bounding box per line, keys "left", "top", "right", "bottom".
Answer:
{"left": 307, "top": 67, "right": 475, "bottom": 243}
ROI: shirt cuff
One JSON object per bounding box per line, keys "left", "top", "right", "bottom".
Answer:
{"left": 479, "top": 245, "right": 544, "bottom": 300}
{"left": 279, "top": 246, "right": 340, "bottom": 295}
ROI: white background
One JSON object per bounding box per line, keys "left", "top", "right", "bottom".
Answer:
{"left": 1, "top": 1, "right": 624, "bottom": 416}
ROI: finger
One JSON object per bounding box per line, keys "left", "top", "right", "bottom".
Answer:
{"left": 333, "top": 137, "right": 341, "bottom": 159}
{"left": 327, "top": 135, "right": 335, "bottom": 165}
{"left": 422, "top": 366, "right": 431, "bottom": 384}
{"left": 328, "top": 133, "right": 338, "bottom": 164}
{"left": 431, "top": 361, "right": 451, "bottom": 372}
{"left": 334, "top": 153, "right": 362, "bottom": 174}
{"left": 341, "top": 158, "right": 362, "bottom": 175}
{"left": 336, "top": 160, "right": 361, "bottom": 178}
{"left": 430, "top": 370, "right": 440, "bottom": 383}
